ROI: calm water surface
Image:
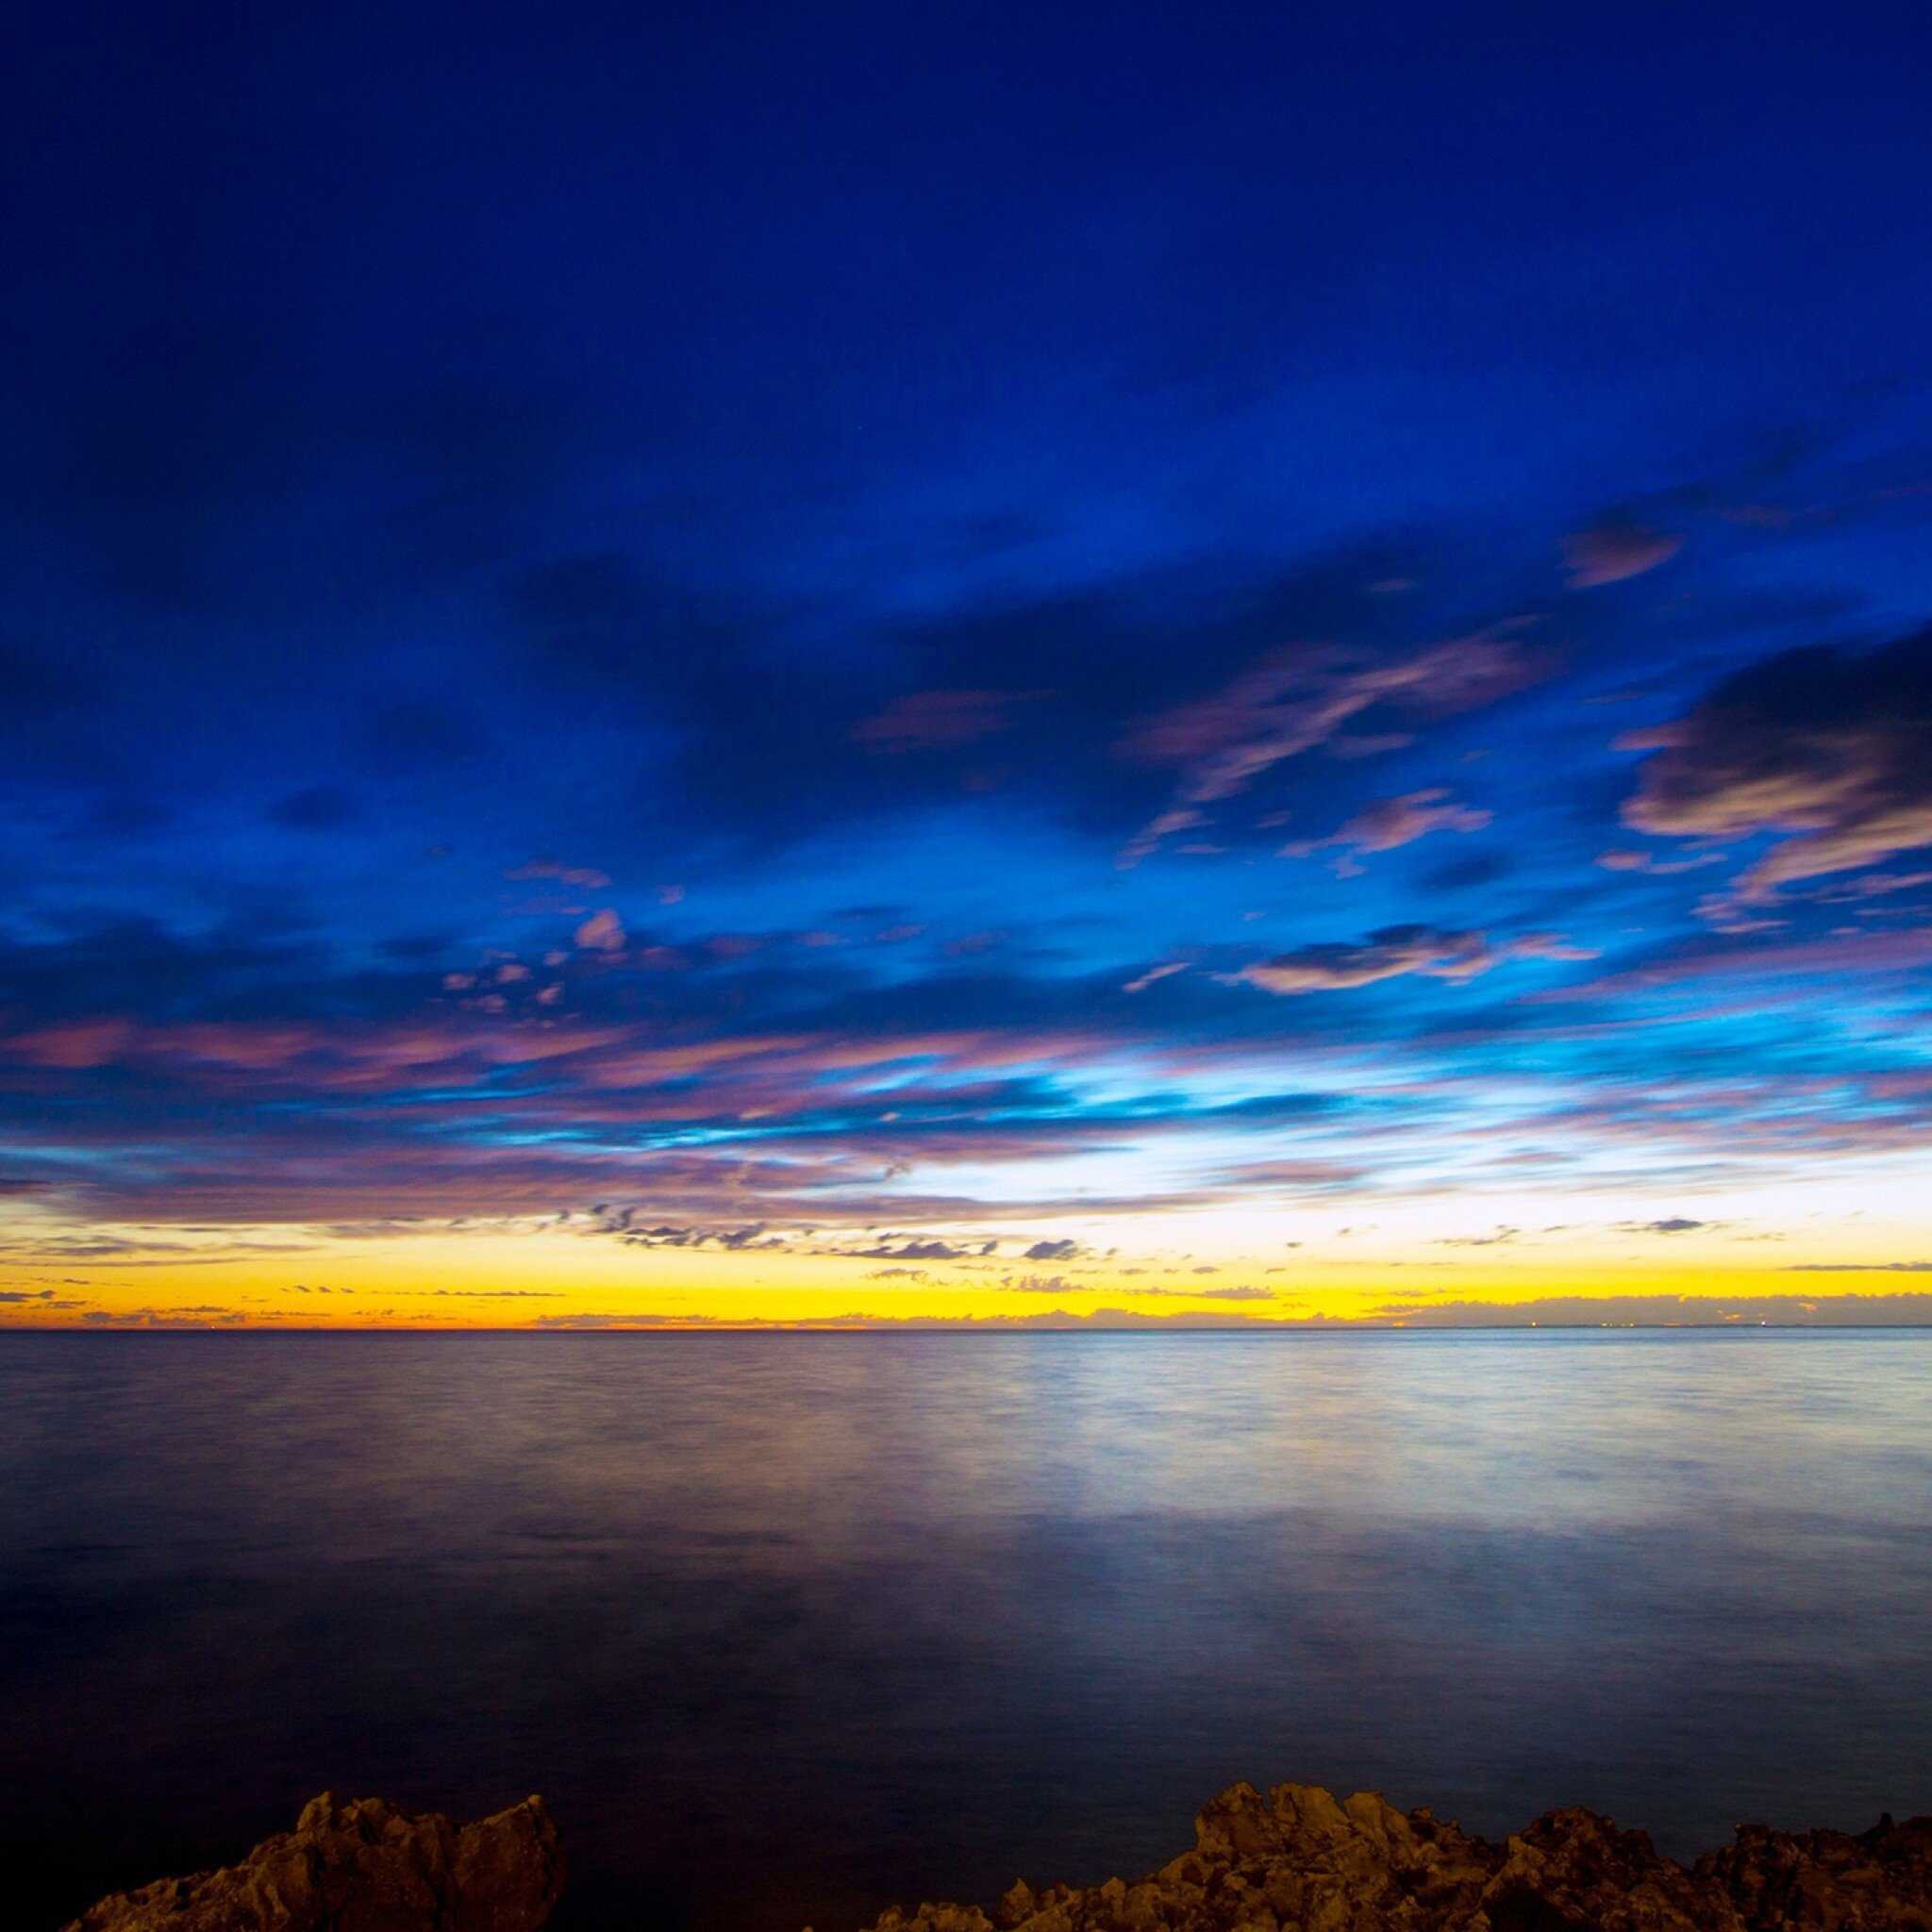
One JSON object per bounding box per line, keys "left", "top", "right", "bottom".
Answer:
{"left": 3, "top": 1331, "right": 1929, "bottom": 1929}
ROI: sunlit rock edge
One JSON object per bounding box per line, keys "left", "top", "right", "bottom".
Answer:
{"left": 817, "top": 1778, "right": 1932, "bottom": 1932}
{"left": 57, "top": 1776, "right": 1932, "bottom": 1930}
{"left": 62, "top": 1791, "right": 563, "bottom": 1932}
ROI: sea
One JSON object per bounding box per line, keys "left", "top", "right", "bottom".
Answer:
{"left": 3, "top": 1329, "right": 1929, "bottom": 1929}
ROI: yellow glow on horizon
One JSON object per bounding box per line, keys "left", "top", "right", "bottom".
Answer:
{"left": 5, "top": 1182, "right": 1929, "bottom": 1330}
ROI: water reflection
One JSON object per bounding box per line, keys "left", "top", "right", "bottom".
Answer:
{"left": 2, "top": 1331, "right": 1928, "bottom": 1930}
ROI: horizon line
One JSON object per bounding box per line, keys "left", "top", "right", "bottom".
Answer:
{"left": 8, "top": 1321, "right": 1932, "bottom": 1336}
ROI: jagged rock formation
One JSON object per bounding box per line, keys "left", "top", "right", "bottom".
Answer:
{"left": 826, "top": 1778, "right": 1932, "bottom": 1932}
{"left": 55, "top": 1776, "right": 1932, "bottom": 1930}
{"left": 62, "top": 1791, "right": 563, "bottom": 1932}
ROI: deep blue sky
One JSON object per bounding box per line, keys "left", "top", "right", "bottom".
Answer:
{"left": 5, "top": 2, "right": 1932, "bottom": 1322}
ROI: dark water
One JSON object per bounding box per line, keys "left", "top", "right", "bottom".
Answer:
{"left": 4, "top": 1331, "right": 1930, "bottom": 1929}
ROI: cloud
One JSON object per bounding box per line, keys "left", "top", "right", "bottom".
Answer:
{"left": 1810, "top": 869, "right": 1932, "bottom": 902}
{"left": 1785, "top": 1260, "right": 1932, "bottom": 1273}
{"left": 1241, "top": 925, "right": 1493, "bottom": 992}
{"left": 575, "top": 908, "right": 626, "bottom": 952}
{"left": 0, "top": 1017, "right": 139, "bottom": 1068}
{"left": 1594, "top": 848, "right": 1726, "bottom": 875}
{"left": 1435, "top": 1225, "right": 1519, "bottom": 1247}
{"left": 1325, "top": 732, "right": 1415, "bottom": 759}
{"left": 508, "top": 858, "right": 612, "bottom": 889}
{"left": 1007, "top": 1278, "right": 1276, "bottom": 1303}
{"left": 584, "top": 1211, "right": 790, "bottom": 1252}
{"left": 852, "top": 689, "right": 1031, "bottom": 751}
{"left": 1239, "top": 924, "right": 1591, "bottom": 994}
{"left": 1621, "top": 1217, "right": 1707, "bottom": 1234}
{"left": 1120, "top": 632, "right": 1543, "bottom": 860}
{"left": 1373, "top": 1292, "right": 1932, "bottom": 1326}
{"left": 1285, "top": 788, "right": 1491, "bottom": 861}
{"left": 527, "top": 1311, "right": 729, "bottom": 1329}
{"left": 1532, "top": 923, "right": 1932, "bottom": 1003}
{"left": 1622, "top": 627, "right": 1932, "bottom": 905}
{"left": 76, "top": 1306, "right": 250, "bottom": 1326}
{"left": 427, "top": 1288, "right": 563, "bottom": 1298}
{"left": 1564, "top": 522, "right": 1683, "bottom": 588}
{"left": 1023, "top": 1238, "right": 1083, "bottom": 1260}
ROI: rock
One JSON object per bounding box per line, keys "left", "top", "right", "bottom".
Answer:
{"left": 63, "top": 1791, "right": 564, "bottom": 1932}
{"left": 824, "top": 1780, "right": 1932, "bottom": 1932}
{"left": 1699, "top": 1813, "right": 1932, "bottom": 1929}
{"left": 58, "top": 1777, "right": 1932, "bottom": 1930}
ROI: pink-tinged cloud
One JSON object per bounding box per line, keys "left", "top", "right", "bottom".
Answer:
{"left": 1124, "top": 961, "right": 1189, "bottom": 994}
{"left": 1286, "top": 788, "right": 1491, "bottom": 860}
{"left": 1811, "top": 869, "right": 1932, "bottom": 902}
{"left": 1, "top": 1018, "right": 139, "bottom": 1068}
{"left": 1238, "top": 924, "right": 1591, "bottom": 995}
{"left": 1530, "top": 924, "right": 1932, "bottom": 1003}
{"left": 506, "top": 858, "right": 612, "bottom": 890}
{"left": 0, "top": 1015, "right": 628, "bottom": 1090}
{"left": 1621, "top": 629, "right": 1932, "bottom": 906}
{"left": 1564, "top": 523, "right": 1683, "bottom": 588}
{"left": 575, "top": 908, "right": 626, "bottom": 952}
{"left": 565, "top": 1026, "right": 1113, "bottom": 1096}
{"left": 1508, "top": 931, "right": 1599, "bottom": 963}
{"left": 1217, "top": 1158, "right": 1371, "bottom": 1193}
{"left": 852, "top": 688, "right": 1031, "bottom": 752}
{"left": 1594, "top": 847, "right": 1727, "bottom": 874}
{"left": 1325, "top": 732, "right": 1416, "bottom": 759}
{"left": 1119, "top": 633, "right": 1542, "bottom": 861}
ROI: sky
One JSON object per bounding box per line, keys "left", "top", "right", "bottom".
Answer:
{"left": 4, "top": 2, "right": 1932, "bottom": 1328}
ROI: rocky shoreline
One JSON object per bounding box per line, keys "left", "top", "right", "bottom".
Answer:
{"left": 830, "top": 1780, "right": 1932, "bottom": 1932}
{"left": 58, "top": 1777, "right": 1932, "bottom": 1931}
{"left": 61, "top": 1792, "right": 564, "bottom": 1932}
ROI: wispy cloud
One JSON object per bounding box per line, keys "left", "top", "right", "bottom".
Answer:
{"left": 1564, "top": 522, "right": 1683, "bottom": 588}
{"left": 1239, "top": 925, "right": 1591, "bottom": 994}
{"left": 1284, "top": 789, "right": 1491, "bottom": 867}
{"left": 1119, "top": 633, "right": 1543, "bottom": 861}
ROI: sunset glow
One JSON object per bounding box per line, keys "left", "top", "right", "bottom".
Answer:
{"left": 6, "top": 8, "right": 1932, "bottom": 1333}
